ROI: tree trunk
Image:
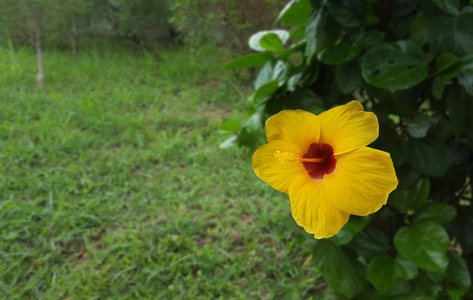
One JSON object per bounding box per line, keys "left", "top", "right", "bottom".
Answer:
{"left": 69, "top": 18, "right": 79, "bottom": 56}
{"left": 34, "top": 28, "right": 45, "bottom": 85}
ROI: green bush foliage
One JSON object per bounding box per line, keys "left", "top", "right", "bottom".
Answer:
{"left": 224, "top": 0, "right": 473, "bottom": 298}
{"left": 170, "top": 0, "right": 284, "bottom": 50}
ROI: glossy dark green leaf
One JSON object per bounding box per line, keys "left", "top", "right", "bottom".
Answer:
{"left": 389, "top": 177, "right": 430, "bottom": 210}
{"left": 237, "top": 109, "right": 265, "bottom": 150}
{"left": 413, "top": 202, "right": 457, "bottom": 224}
{"left": 362, "top": 41, "right": 428, "bottom": 90}
{"left": 330, "top": 216, "right": 371, "bottom": 246}
{"left": 305, "top": 6, "right": 326, "bottom": 61}
{"left": 432, "top": 76, "right": 446, "bottom": 100}
{"left": 393, "top": 0, "right": 418, "bottom": 17}
{"left": 334, "top": 58, "right": 361, "bottom": 94}
{"left": 436, "top": 52, "right": 458, "bottom": 72}
{"left": 380, "top": 137, "right": 408, "bottom": 167}
{"left": 447, "top": 85, "right": 469, "bottom": 137}
{"left": 409, "top": 11, "right": 430, "bottom": 47}
{"left": 259, "top": 33, "right": 285, "bottom": 52}
{"left": 313, "top": 240, "right": 366, "bottom": 298}
{"left": 395, "top": 255, "right": 418, "bottom": 280}
{"left": 367, "top": 255, "right": 398, "bottom": 295}
{"left": 326, "top": 0, "right": 364, "bottom": 28}
{"left": 351, "top": 226, "right": 390, "bottom": 257}
{"left": 432, "top": 0, "right": 460, "bottom": 16}
{"left": 249, "top": 30, "right": 290, "bottom": 52}
{"left": 281, "top": 89, "right": 324, "bottom": 113}
{"left": 440, "top": 54, "right": 473, "bottom": 79}
{"left": 407, "top": 139, "right": 450, "bottom": 177}
{"left": 278, "top": 0, "right": 313, "bottom": 26}
{"left": 406, "top": 115, "right": 441, "bottom": 138}
{"left": 394, "top": 221, "right": 450, "bottom": 272}
{"left": 222, "top": 53, "right": 274, "bottom": 70}
{"left": 317, "top": 44, "right": 360, "bottom": 65}
{"left": 446, "top": 251, "right": 471, "bottom": 289}
{"left": 457, "top": 72, "right": 473, "bottom": 96}
{"left": 428, "top": 14, "right": 473, "bottom": 56}
{"left": 351, "top": 30, "right": 385, "bottom": 49}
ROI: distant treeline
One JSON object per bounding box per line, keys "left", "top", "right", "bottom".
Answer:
{"left": 0, "top": 0, "right": 283, "bottom": 52}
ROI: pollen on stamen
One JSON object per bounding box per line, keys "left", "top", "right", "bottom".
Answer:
{"left": 274, "top": 150, "right": 300, "bottom": 165}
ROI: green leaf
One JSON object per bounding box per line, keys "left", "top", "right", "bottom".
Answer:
{"left": 253, "top": 79, "right": 279, "bottom": 102}
{"left": 278, "top": 40, "right": 306, "bottom": 60}
{"left": 313, "top": 240, "right": 366, "bottom": 298}
{"left": 351, "top": 30, "right": 385, "bottom": 49}
{"left": 394, "top": 222, "right": 450, "bottom": 272}
{"left": 436, "top": 52, "right": 458, "bottom": 72}
{"left": 432, "top": 0, "right": 460, "bottom": 16}
{"left": 222, "top": 53, "right": 274, "bottom": 70}
{"left": 432, "top": 76, "right": 446, "bottom": 100}
{"left": 334, "top": 58, "right": 361, "bottom": 94}
{"left": 409, "top": 12, "right": 430, "bottom": 47}
{"left": 351, "top": 226, "right": 390, "bottom": 257}
{"left": 413, "top": 202, "right": 456, "bottom": 224}
{"left": 249, "top": 30, "right": 290, "bottom": 52}
{"left": 380, "top": 137, "right": 408, "bottom": 167}
{"left": 219, "top": 135, "right": 237, "bottom": 149}
{"left": 457, "top": 72, "right": 473, "bottom": 96}
{"left": 440, "top": 54, "right": 473, "bottom": 79}
{"left": 305, "top": 6, "right": 326, "bottom": 62}
{"left": 317, "top": 44, "right": 360, "bottom": 65}
{"left": 406, "top": 115, "right": 440, "bottom": 138}
{"left": 330, "top": 216, "right": 371, "bottom": 246}
{"left": 428, "top": 14, "right": 473, "bottom": 56}
{"left": 446, "top": 251, "right": 471, "bottom": 290}
{"left": 393, "top": 0, "right": 418, "bottom": 17}
{"left": 278, "top": 0, "right": 312, "bottom": 26}
{"left": 237, "top": 109, "right": 265, "bottom": 150}
{"left": 447, "top": 85, "right": 469, "bottom": 137}
{"left": 326, "top": 0, "right": 364, "bottom": 28}
{"left": 259, "top": 33, "right": 285, "bottom": 52}
{"left": 407, "top": 139, "right": 450, "bottom": 177}
{"left": 362, "top": 41, "right": 428, "bottom": 90}
{"left": 367, "top": 255, "right": 399, "bottom": 294}
{"left": 280, "top": 89, "right": 324, "bottom": 113}
{"left": 289, "top": 25, "right": 306, "bottom": 39}
{"left": 395, "top": 255, "right": 418, "bottom": 280}
{"left": 254, "top": 60, "right": 287, "bottom": 90}
{"left": 218, "top": 119, "right": 241, "bottom": 133}
{"left": 389, "top": 177, "right": 430, "bottom": 210}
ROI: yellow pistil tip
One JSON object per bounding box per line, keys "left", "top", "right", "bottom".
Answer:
{"left": 274, "top": 150, "right": 300, "bottom": 165}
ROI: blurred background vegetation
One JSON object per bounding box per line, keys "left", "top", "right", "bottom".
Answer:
{"left": 0, "top": 0, "right": 472, "bottom": 299}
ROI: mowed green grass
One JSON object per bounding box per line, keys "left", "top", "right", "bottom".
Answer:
{"left": 0, "top": 43, "right": 325, "bottom": 299}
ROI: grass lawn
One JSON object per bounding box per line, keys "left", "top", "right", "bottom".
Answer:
{"left": 0, "top": 43, "right": 327, "bottom": 299}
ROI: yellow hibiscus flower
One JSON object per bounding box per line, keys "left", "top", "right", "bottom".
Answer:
{"left": 252, "top": 101, "right": 398, "bottom": 239}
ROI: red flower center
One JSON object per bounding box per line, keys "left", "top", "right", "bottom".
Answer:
{"left": 302, "top": 143, "right": 336, "bottom": 179}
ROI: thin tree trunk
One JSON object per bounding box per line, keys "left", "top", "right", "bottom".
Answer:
{"left": 34, "top": 28, "right": 45, "bottom": 85}
{"left": 69, "top": 18, "right": 79, "bottom": 56}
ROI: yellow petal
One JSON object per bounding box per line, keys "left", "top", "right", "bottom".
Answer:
{"left": 319, "top": 101, "right": 378, "bottom": 155}
{"left": 252, "top": 140, "right": 306, "bottom": 193}
{"left": 265, "top": 110, "right": 320, "bottom": 152}
{"left": 324, "top": 147, "right": 398, "bottom": 216}
{"left": 288, "top": 174, "right": 350, "bottom": 239}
